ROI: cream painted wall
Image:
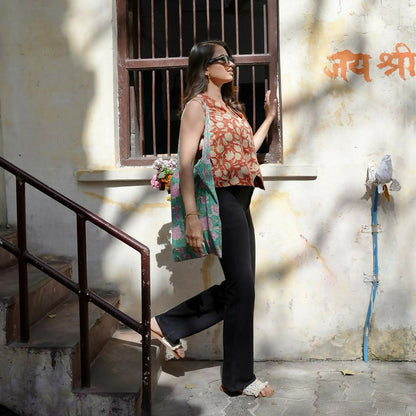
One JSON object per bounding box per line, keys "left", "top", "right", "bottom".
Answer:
{"left": 0, "top": 98, "right": 7, "bottom": 225}
{"left": 0, "top": 0, "right": 415, "bottom": 361}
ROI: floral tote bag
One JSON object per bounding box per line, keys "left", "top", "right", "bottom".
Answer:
{"left": 170, "top": 100, "right": 222, "bottom": 262}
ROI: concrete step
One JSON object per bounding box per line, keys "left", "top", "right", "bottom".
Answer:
{"left": 89, "top": 327, "right": 165, "bottom": 393}
{"left": 1, "top": 321, "right": 164, "bottom": 415}
{"left": 1, "top": 291, "right": 123, "bottom": 415}
{"left": 73, "top": 328, "right": 166, "bottom": 414}
{"left": 0, "top": 257, "right": 73, "bottom": 344}
{"left": 0, "top": 229, "right": 18, "bottom": 269}
{"left": 10, "top": 290, "right": 120, "bottom": 388}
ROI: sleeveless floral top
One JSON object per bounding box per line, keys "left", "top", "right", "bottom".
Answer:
{"left": 192, "top": 94, "right": 264, "bottom": 190}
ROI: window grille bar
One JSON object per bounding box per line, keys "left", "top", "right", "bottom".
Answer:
{"left": 263, "top": 3, "right": 267, "bottom": 53}
{"left": 251, "top": 0, "right": 255, "bottom": 54}
{"left": 125, "top": 55, "right": 271, "bottom": 69}
{"left": 130, "top": 83, "right": 137, "bottom": 155}
{"left": 152, "top": 71, "right": 156, "bottom": 155}
{"left": 165, "top": 0, "right": 169, "bottom": 57}
{"left": 138, "top": 0, "right": 142, "bottom": 58}
{"left": 179, "top": 0, "right": 183, "bottom": 56}
{"left": 127, "top": 2, "right": 134, "bottom": 58}
{"left": 252, "top": 66, "right": 256, "bottom": 130}
{"left": 127, "top": 4, "right": 132, "bottom": 57}
{"left": 221, "top": 0, "right": 225, "bottom": 40}
{"left": 206, "top": 0, "right": 210, "bottom": 39}
{"left": 193, "top": 0, "right": 196, "bottom": 43}
{"left": 139, "top": 71, "right": 144, "bottom": 156}
{"left": 166, "top": 69, "right": 171, "bottom": 154}
{"left": 151, "top": 0, "right": 155, "bottom": 58}
{"left": 180, "top": 68, "right": 184, "bottom": 109}
{"left": 236, "top": 66, "right": 240, "bottom": 102}
{"left": 125, "top": 57, "right": 188, "bottom": 69}
{"left": 235, "top": 0, "right": 239, "bottom": 54}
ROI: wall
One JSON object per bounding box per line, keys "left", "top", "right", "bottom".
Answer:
{"left": 0, "top": 98, "right": 7, "bottom": 225}
{"left": 0, "top": 0, "right": 415, "bottom": 361}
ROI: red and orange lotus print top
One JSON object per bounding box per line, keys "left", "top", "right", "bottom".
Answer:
{"left": 193, "top": 94, "right": 264, "bottom": 190}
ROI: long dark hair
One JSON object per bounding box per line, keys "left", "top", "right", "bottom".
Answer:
{"left": 182, "top": 40, "right": 244, "bottom": 113}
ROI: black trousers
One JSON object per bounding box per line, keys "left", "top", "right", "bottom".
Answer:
{"left": 156, "top": 185, "right": 256, "bottom": 391}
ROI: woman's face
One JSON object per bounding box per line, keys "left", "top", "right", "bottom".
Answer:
{"left": 206, "top": 45, "right": 234, "bottom": 86}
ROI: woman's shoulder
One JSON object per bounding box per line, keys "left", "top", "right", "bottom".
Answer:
{"left": 183, "top": 94, "right": 219, "bottom": 116}
{"left": 182, "top": 96, "right": 205, "bottom": 121}
{"left": 189, "top": 94, "right": 208, "bottom": 106}
{"left": 185, "top": 95, "right": 205, "bottom": 109}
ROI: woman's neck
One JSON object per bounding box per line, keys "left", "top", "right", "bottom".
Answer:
{"left": 205, "top": 83, "right": 224, "bottom": 103}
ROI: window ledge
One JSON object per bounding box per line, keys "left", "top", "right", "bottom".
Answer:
{"left": 260, "top": 164, "right": 317, "bottom": 181}
{"left": 77, "top": 164, "right": 317, "bottom": 183}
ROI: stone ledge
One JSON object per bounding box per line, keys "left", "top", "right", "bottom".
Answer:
{"left": 77, "top": 164, "right": 318, "bottom": 183}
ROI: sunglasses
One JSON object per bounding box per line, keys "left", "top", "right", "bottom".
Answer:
{"left": 207, "top": 54, "right": 235, "bottom": 66}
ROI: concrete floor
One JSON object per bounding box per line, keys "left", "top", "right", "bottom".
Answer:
{"left": 152, "top": 360, "right": 416, "bottom": 416}
{"left": 2, "top": 360, "right": 415, "bottom": 415}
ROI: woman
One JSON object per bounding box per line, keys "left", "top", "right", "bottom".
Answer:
{"left": 151, "top": 40, "right": 276, "bottom": 398}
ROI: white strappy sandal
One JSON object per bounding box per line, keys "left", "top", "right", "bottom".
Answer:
{"left": 242, "top": 379, "right": 270, "bottom": 397}
{"left": 220, "top": 379, "right": 273, "bottom": 398}
{"left": 150, "top": 329, "right": 184, "bottom": 359}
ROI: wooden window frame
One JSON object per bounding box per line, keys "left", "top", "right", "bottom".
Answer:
{"left": 116, "top": 0, "right": 282, "bottom": 166}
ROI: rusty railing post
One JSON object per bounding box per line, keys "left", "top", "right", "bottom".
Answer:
{"left": 141, "top": 249, "right": 151, "bottom": 415}
{"left": 16, "top": 176, "right": 29, "bottom": 342}
{"left": 77, "top": 213, "right": 90, "bottom": 387}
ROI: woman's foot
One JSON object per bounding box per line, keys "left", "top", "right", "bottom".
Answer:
{"left": 150, "top": 317, "right": 185, "bottom": 359}
{"left": 243, "top": 379, "right": 274, "bottom": 397}
{"left": 258, "top": 384, "right": 274, "bottom": 397}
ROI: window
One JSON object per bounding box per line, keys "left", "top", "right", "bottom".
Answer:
{"left": 116, "top": 0, "right": 281, "bottom": 166}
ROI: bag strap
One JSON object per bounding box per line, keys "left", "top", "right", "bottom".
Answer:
{"left": 178, "top": 97, "right": 210, "bottom": 164}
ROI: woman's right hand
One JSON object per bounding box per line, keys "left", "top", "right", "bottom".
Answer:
{"left": 264, "top": 90, "right": 277, "bottom": 121}
{"left": 185, "top": 214, "right": 204, "bottom": 254}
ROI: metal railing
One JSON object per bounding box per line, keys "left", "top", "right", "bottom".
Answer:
{"left": 0, "top": 157, "right": 152, "bottom": 416}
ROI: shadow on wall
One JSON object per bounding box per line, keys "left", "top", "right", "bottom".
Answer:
{"left": 154, "top": 221, "right": 225, "bottom": 359}
{"left": 0, "top": 0, "right": 94, "bottom": 260}
{"left": 154, "top": 222, "right": 224, "bottom": 307}
{"left": 2, "top": 0, "right": 92, "bottom": 175}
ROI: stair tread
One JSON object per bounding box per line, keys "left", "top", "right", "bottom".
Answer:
{"left": 11, "top": 290, "right": 119, "bottom": 348}
{"left": 87, "top": 328, "right": 163, "bottom": 394}
{"left": 0, "top": 258, "right": 72, "bottom": 304}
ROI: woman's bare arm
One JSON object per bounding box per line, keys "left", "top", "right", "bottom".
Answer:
{"left": 178, "top": 100, "right": 205, "bottom": 253}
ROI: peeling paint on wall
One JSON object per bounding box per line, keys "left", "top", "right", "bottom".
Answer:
{"left": 369, "top": 326, "right": 416, "bottom": 360}
{"left": 299, "top": 234, "right": 336, "bottom": 279}
{"left": 307, "top": 328, "right": 363, "bottom": 359}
